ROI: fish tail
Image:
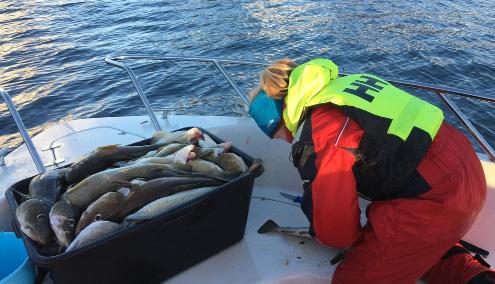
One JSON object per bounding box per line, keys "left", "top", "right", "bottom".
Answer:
{"left": 248, "top": 159, "right": 264, "bottom": 177}
{"left": 219, "top": 142, "right": 232, "bottom": 152}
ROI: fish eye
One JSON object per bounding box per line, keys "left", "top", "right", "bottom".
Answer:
{"left": 94, "top": 214, "right": 103, "bottom": 221}
{"left": 37, "top": 214, "right": 47, "bottom": 221}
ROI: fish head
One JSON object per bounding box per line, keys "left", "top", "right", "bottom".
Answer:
{"left": 76, "top": 209, "right": 111, "bottom": 235}
{"left": 50, "top": 215, "right": 75, "bottom": 247}
{"left": 17, "top": 198, "right": 52, "bottom": 245}
{"left": 173, "top": 145, "right": 197, "bottom": 164}
{"left": 76, "top": 211, "right": 95, "bottom": 235}
{"left": 75, "top": 192, "right": 123, "bottom": 235}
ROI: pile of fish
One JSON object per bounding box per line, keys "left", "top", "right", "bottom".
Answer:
{"left": 15, "top": 128, "right": 259, "bottom": 255}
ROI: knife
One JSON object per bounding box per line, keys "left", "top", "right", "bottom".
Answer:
{"left": 279, "top": 192, "right": 303, "bottom": 204}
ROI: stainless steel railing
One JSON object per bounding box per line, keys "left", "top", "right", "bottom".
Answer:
{"left": 1, "top": 55, "right": 494, "bottom": 172}
{"left": 1, "top": 89, "right": 46, "bottom": 173}
{"left": 104, "top": 55, "right": 256, "bottom": 130}
{"left": 104, "top": 54, "right": 495, "bottom": 161}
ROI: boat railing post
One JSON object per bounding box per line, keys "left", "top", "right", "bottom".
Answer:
{"left": 0, "top": 88, "right": 46, "bottom": 173}
{"left": 437, "top": 91, "right": 495, "bottom": 161}
{"left": 213, "top": 60, "right": 249, "bottom": 105}
{"left": 104, "top": 56, "right": 162, "bottom": 131}
{"left": 0, "top": 147, "right": 8, "bottom": 166}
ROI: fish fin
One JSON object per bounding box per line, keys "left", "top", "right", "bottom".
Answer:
{"left": 96, "top": 144, "right": 121, "bottom": 151}
{"left": 123, "top": 214, "right": 149, "bottom": 225}
{"left": 257, "top": 219, "right": 279, "bottom": 234}
{"left": 126, "top": 187, "right": 139, "bottom": 199}
{"left": 122, "top": 219, "right": 139, "bottom": 228}
{"left": 12, "top": 188, "right": 31, "bottom": 202}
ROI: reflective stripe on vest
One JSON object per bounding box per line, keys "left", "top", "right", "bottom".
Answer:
{"left": 284, "top": 59, "right": 444, "bottom": 141}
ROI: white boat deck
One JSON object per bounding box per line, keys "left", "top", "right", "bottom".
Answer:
{"left": 0, "top": 114, "right": 493, "bottom": 283}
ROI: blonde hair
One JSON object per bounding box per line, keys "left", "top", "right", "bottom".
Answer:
{"left": 250, "top": 59, "right": 297, "bottom": 102}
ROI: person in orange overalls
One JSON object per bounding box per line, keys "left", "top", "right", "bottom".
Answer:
{"left": 248, "top": 58, "right": 494, "bottom": 283}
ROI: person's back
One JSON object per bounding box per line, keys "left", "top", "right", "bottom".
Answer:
{"left": 302, "top": 103, "right": 487, "bottom": 283}
{"left": 248, "top": 57, "right": 494, "bottom": 283}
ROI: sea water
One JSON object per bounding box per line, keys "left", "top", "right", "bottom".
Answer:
{"left": 0, "top": 0, "right": 494, "bottom": 151}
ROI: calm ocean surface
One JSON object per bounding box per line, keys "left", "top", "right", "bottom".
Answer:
{"left": 0, "top": 1, "right": 494, "bottom": 152}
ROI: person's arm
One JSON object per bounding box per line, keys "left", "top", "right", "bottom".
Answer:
{"left": 300, "top": 107, "right": 363, "bottom": 249}
{"left": 312, "top": 140, "right": 363, "bottom": 248}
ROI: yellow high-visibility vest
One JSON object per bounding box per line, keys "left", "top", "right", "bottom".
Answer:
{"left": 284, "top": 58, "right": 444, "bottom": 141}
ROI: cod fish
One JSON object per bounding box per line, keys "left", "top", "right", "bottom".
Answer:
{"left": 205, "top": 153, "right": 248, "bottom": 173}
{"left": 16, "top": 198, "right": 52, "bottom": 245}
{"left": 66, "top": 221, "right": 120, "bottom": 252}
{"left": 29, "top": 169, "right": 66, "bottom": 204}
{"left": 187, "top": 159, "right": 224, "bottom": 173}
{"left": 49, "top": 200, "right": 80, "bottom": 248}
{"left": 114, "top": 177, "right": 224, "bottom": 220}
{"left": 257, "top": 219, "right": 312, "bottom": 239}
{"left": 151, "top": 128, "right": 203, "bottom": 145}
{"left": 75, "top": 192, "right": 125, "bottom": 235}
{"left": 63, "top": 163, "right": 190, "bottom": 208}
{"left": 133, "top": 145, "right": 196, "bottom": 165}
{"left": 123, "top": 186, "right": 218, "bottom": 226}
{"left": 65, "top": 143, "right": 168, "bottom": 184}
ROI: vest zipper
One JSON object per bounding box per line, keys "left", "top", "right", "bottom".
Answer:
{"left": 335, "top": 117, "right": 350, "bottom": 146}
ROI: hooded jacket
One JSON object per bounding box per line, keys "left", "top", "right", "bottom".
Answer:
{"left": 285, "top": 58, "right": 443, "bottom": 199}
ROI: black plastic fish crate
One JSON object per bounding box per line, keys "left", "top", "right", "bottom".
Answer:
{"left": 5, "top": 127, "right": 260, "bottom": 284}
